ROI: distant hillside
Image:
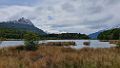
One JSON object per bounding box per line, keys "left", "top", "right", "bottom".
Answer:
{"left": 0, "top": 17, "right": 46, "bottom": 35}
{"left": 98, "top": 28, "right": 120, "bottom": 40}
{"left": 89, "top": 30, "right": 104, "bottom": 39}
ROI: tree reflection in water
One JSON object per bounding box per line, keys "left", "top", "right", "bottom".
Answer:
{"left": 0, "top": 41, "right": 2, "bottom": 45}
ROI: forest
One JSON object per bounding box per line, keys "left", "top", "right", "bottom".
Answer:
{"left": 0, "top": 28, "right": 89, "bottom": 40}
{"left": 98, "top": 28, "right": 120, "bottom": 40}
{"left": 0, "top": 28, "right": 39, "bottom": 40}
{"left": 44, "top": 33, "right": 89, "bottom": 40}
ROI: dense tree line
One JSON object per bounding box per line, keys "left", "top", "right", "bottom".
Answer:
{"left": 0, "top": 28, "right": 89, "bottom": 40}
{"left": 0, "top": 28, "right": 39, "bottom": 39}
{"left": 98, "top": 28, "right": 120, "bottom": 40}
{"left": 44, "top": 33, "right": 89, "bottom": 40}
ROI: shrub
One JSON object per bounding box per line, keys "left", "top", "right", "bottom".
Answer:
{"left": 23, "top": 32, "right": 40, "bottom": 50}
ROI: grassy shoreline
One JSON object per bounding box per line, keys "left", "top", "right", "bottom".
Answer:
{"left": 0, "top": 45, "right": 120, "bottom": 68}
{"left": 0, "top": 40, "right": 120, "bottom": 68}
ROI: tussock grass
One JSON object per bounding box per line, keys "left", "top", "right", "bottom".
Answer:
{"left": 0, "top": 45, "right": 120, "bottom": 68}
{"left": 109, "top": 40, "right": 120, "bottom": 47}
{"left": 41, "top": 42, "right": 76, "bottom": 46}
{"left": 109, "top": 40, "right": 120, "bottom": 44}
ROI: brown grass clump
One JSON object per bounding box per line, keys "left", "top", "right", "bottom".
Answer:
{"left": 41, "top": 42, "right": 76, "bottom": 46}
{"left": 0, "top": 45, "right": 120, "bottom": 68}
{"left": 83, "top": 42, "right": 90, "bottom": 46}
{"left": 0, "top": 38, "right": 7, "bottom": 41}
{"left": 109, "top": 40, "right": 120, "bottom": 44}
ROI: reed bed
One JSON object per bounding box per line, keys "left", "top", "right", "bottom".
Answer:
{"left": 41, "top": 42, "right": 76, "bottom": 46}
{"left": 0, "top": 45, "right": 120, "bottom": 68}
{"left": 109, "top": 40, "right": 120, "bottom": 44}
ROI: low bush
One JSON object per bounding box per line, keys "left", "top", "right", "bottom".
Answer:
{"left": 23, "top": 32, "right": 40, "bottom": 51}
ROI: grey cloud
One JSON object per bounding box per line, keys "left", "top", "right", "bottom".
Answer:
{"left": 107, "top": 0, "right": 120, "bottom": 5}
{"left": 82, "top": 15, "right": 114, "bottom": 26}
{"left": 87, "top": 6, "right": 103, "bottom": 14}
{"left": 62, "top": 3, "right": 75, "bottom": 12}
{"left": 50, "top": 15, "right": 114, "bottom": 30}
{"left": 0, "top": 0, "right": 40, "bottom": 6}
{"left": 87, "top": 24, "right": 108, "bottom": 29}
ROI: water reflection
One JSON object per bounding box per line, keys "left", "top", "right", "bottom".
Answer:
{"left": 0, "top": 40, "right": 116, "bottom": 48}
{"left": 0, "top": 41, "right": 2, "bottom": 45}
{"left": 0, "top": 41, "right": 24, "bottom": 47}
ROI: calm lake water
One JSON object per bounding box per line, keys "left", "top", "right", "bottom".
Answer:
{"left": 0, "top": 40, "right": 116, "bottom": 48}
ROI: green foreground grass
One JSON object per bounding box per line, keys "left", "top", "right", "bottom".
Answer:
{"left": 0, "top": 45, "right": 120, "bottom": 68}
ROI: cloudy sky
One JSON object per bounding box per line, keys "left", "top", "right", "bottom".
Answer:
{"left": 0, "top": 0, "right": 120, "bottom": 34}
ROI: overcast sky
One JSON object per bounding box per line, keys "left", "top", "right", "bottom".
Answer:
{"left": 0, "top": 0, "right": 120, "bottom": 34}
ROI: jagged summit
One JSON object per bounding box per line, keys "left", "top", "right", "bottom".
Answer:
{"left": 17, "top": 17, "right": 33, "bottom": 25}
{"left": 7, "top": 17, "right": 34, "bottom": 26}
{"left": 0, "top": 17, "right": 34, "bottom": 26}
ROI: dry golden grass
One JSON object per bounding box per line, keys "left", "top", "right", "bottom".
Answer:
{"left": 0, "top": 45, "right": 120, "bottom": 68}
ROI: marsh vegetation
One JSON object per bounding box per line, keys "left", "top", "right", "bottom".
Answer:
{"left": 0, "top": 45, "right": 120, "bottom": 68}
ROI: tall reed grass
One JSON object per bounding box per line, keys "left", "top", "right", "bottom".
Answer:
{"left": 0, "top": 45, "right": 120, "bottom": 68}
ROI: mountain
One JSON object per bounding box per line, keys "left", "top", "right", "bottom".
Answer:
{"left": 98, "top": 28, "right": 120, "bottom": 40}
{"left": 89, "top": 26, "right": 120, "bottom": 39}
{"left": 89, "top": 30, "right": 104, "bottom": 39}
{"left": 0, "top": 17, "right": 46, "bottom": 35}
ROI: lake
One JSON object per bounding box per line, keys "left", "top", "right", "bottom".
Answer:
{"left": 0, "top": 40, "right": 116, "bottom": 48}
